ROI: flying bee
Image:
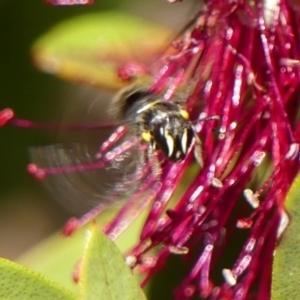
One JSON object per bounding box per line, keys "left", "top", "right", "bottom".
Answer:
{"left": 110, "top": 85, "right": 203, "bottom": 172}
{"left": 24, "top": 10, "right": 218, "bottom": 215}
{"left": 28, "top": 85, "right": 210, "bottom": 214}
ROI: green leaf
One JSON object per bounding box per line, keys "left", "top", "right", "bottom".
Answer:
{"left": 272, "top": 172, "right": 300, "bottom": 299}
{"left": 17, "top": 229, "right": 86, "bottom": 294}
{"left": 18, "top": 208, "right": 148, "bottom": 294}
{"left": 0, "top": 257, "right": 76, "bottom": 300}
{"left": 32, "top": 11, "right": 172, "bottom": 90}
{"left": 79, "top": 222, "right": 146, "bottom": 300}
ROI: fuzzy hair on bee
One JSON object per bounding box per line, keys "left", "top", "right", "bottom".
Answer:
{"left": 110, "top": 85, "right": 203, "bottom": 166}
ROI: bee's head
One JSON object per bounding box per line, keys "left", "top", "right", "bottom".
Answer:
{"left": 152, "top": 115, "right": 194, "bottom": 162}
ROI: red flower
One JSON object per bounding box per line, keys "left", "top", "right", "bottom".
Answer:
{"left": 2, "top": 0, "right": 300, "bottom": 299}
{"left": 45, "top": 0, "right": 93, "bottom": 5}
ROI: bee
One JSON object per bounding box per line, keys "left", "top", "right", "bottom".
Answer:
{"left": 28, "top": 85, "right": 207, "bottom": 214}
{"left": 26, "top": 10, "right": 218, "bottom": 214}
{"left": 110, "top": 85, "right": 203, "bottom": 171}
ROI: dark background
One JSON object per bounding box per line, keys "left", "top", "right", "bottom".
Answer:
{"left": 0, "top": 0, "right": 191, "bottom": 259}
{"left": 0, "top": 0, "right": 129, "bottom": 260}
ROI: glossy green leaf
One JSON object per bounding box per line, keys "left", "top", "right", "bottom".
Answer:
{"left": 17, "top": 229, "right": 86, "bottom": 294}
{"left": 79, "top": 222, "right": 146, "bottom": 300}
{"left": 18, "top": 208, "right": 147, "bottom": 294}
{"left": 32, "top": 11, "right": 172, "bottom": 90}
{"left": 0, "top": 257, "right": 76, "bottom": 300}
{"left": 272, "top": 172, "right": 300, "bottom": 299}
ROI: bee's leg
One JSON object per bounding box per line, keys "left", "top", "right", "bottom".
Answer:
{"left": 135, "top": 141, "right": 161, "bottom": 181}
{"left": 197, "top": 115, "right": 220, "bottom": 123}
{"left": 137, "top": 120, "right": 161, "bottom": 179}
{"left": 192, "top": 134, "right": 222, "bottom": 187}
{"left": 125, "top": 142, "right": 146, "bottom": 186}
{"left": 148, "top": 143, "right": 162, "bottom": 179}
{"left": 194, "top": 135, "right": 203, "bottom": 167}
{"left": 134, "top": 122, "right": 148, "bottom": 170}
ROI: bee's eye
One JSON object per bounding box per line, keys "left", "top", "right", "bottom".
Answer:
{"left": 181, "top": 128, "right": 189, "bottom": 154}
{"left": 164, "top": 130, "right": 175, "bottom": 158}
{"left": 152, "top": 123, "right": 194, "bottom": 162}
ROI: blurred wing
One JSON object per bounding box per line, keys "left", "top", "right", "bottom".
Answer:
{"left": 29, "top": 138, "right": 146, "bottom": 215}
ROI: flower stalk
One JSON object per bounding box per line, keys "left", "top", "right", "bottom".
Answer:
{"left": 110, "top": 1, "right": 300, "bottom": 298}
{"left": 45, "top": 0, "right": 94, "bottom": 5}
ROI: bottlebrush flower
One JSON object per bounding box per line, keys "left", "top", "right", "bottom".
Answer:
{"left": 2, "top": 0, "right": 300, "bottom": 299}
{"left": 45, "top": 0, "right": 94, "bottom": 5}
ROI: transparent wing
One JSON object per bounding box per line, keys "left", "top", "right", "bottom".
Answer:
{"left": 29, "top": 134, "right": 148, "bottom": 215}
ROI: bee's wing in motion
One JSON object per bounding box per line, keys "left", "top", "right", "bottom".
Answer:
{"left": 29, "top": 136, "right": 152, "bottom": 215}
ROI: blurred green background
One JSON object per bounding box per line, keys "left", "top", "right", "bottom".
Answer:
{"left": 0, "top": 0, "right": 191, "bottom": 260}
{"left": 0, "top": 0, "right": 123, "bottom": 260}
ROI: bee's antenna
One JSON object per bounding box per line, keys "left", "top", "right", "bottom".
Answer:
{"left": 193, "top": 115, "right": 220, "bottom": 125}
